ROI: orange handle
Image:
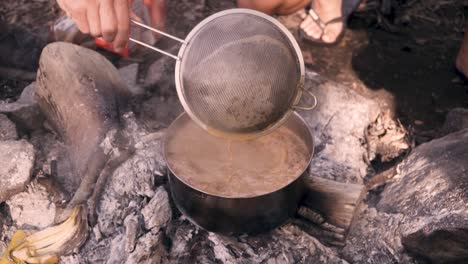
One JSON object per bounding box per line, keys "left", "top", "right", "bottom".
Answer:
{"left": 95, "top": 38, "right": 130, "bottom": 57}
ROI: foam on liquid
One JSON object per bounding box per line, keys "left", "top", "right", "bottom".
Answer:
{"left": 166, "top": 120, "right": 310, "bottom": 198}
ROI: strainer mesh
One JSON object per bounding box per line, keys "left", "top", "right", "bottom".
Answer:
{"left": 180, "top": 12, "right": 301, "bottom": 134}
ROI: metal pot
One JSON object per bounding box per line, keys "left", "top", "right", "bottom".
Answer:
{"left": 164, "top": 112, "right": 314, "bottom": 235}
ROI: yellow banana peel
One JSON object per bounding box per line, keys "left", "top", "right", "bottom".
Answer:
{"left": 0, "top": 206, "right": 87, "bottom": 264}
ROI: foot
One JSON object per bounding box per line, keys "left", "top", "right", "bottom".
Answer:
{"left": 456, "top": 38, "right": 468, "bottom": 79}
{"left": 300, "top": 0, "right": 343, "bottom": 43}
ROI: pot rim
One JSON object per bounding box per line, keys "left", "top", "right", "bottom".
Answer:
{"left": 163, "top": 111, "right": 314, "bottom": 199}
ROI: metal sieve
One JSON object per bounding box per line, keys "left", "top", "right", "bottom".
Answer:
{"left": 130, "top": 8, "right": 316, "bottom": 139}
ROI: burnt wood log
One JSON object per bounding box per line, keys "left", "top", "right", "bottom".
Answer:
{"left": 35, "top": 42, "right": 131, "bottom": 221}
{"left": 296, "top": 175, "right": 366, "bottom": 246}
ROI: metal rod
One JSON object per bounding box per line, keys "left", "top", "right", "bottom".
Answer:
{"left": 129, "top": 38, "right": 179, "bottom": 60}
{"left": 131, "top": 19, "right": 186, "bottom": 43}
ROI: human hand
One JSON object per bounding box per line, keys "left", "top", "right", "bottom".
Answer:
{"left": 57, "top": 0, "right": 131, "bottom": 51}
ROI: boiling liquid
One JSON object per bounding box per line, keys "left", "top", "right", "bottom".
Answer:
{"left": 166, "top": 120, "right": 310, "bottom": 198}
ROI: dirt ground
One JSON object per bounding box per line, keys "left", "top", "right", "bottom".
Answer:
{"left": 300, "top": 1, "right": 468, "bottom": 142}
{"left": 1, "top": 0, "right": 467, "bottom": 139}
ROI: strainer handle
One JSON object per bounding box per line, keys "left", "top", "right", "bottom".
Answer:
{"left": 292, "top": 89, "right": 318, "bottom": 111}
{"left": 129, "top": 38, "right": 179, "bottom": 60}
{"left": 128, "top": 19, "right": 185, "bottom": 60}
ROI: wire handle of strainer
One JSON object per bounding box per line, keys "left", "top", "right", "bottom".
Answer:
{"left": 128, "top": 19, "right": 184, "bottom": 60}
{"left": 292, "top": 88, "right": 318, "bottom": 111}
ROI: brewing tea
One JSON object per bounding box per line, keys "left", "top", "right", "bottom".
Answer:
{"left": 166, "top": 119, "right": 309, "bottom": 197}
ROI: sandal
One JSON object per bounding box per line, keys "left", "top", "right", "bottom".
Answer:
{"left": 299, "top": 0, "right": 361, "bottom": 46}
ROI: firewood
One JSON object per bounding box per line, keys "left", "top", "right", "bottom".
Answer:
{"left": 35, "top": 42, "right": 131, "bottom": 222}
{"left": 297, "top": 175, "right": 366, "bottom": 245}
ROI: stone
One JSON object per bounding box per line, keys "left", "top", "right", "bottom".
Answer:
{"left": 6, "top": 182, "right": 56, "bottom": 229}
{"left": 440, "top": 108, "right": 468, "bottom": 136}
{"left": 141, "top": 186, "right": 172, "bottom": 230}
{"left": 378, "top": 128, "right": 468, "bottom": 263}
{"left": 341, "top": 129, "right": 468, "bottom": 263}
{"left": 0, "top": 140, "right": 35, "bottom": 202}
{"left": 341, "top": 205, "right": 415, "bottom": 264}
{"left": 0, "top": 114, "right": 17, "bottom": 140}
{"left": 300, "top": 70, "right": 381, "bottom": 183}
{"left": 0, "top": 82, "right": 44, "bottom": 130}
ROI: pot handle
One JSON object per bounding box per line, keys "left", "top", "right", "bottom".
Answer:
{"left": 292, "top": 88, "right": 318, "bottom": 111}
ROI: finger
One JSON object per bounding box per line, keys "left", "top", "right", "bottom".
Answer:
{"left": 87, "top": 2, "right": 101, "bottom": 37}
{"left": 73, "top": 8, "right": 90, "bottom": 34}
{"left": 99, "top": 0, "right": 118, "bottom": 42}
{"left": 113, "top": 0, "right": 130, "bottom": 51}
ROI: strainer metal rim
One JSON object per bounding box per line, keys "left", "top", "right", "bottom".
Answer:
{"left": 174, "top": 8, "right": 305, "bottom": 139}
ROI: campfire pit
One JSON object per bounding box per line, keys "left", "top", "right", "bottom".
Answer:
{"left": 0, "top": 42, "right": 368, "bottom": 263}
{"left": 1, "top": 1, "right": 467, "bottom": 259}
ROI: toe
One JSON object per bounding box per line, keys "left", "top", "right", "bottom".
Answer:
{"left": 300, "top": 15, "right": 324, "bottom": 40}
{"left": 304, "top": 23, "right": 322, "bottom": 39}
{"left": 299, "top": 9, "right": 308, "bottom": 20}
{"left": 300, "top": 16, "right": 313, "bottom": 29}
